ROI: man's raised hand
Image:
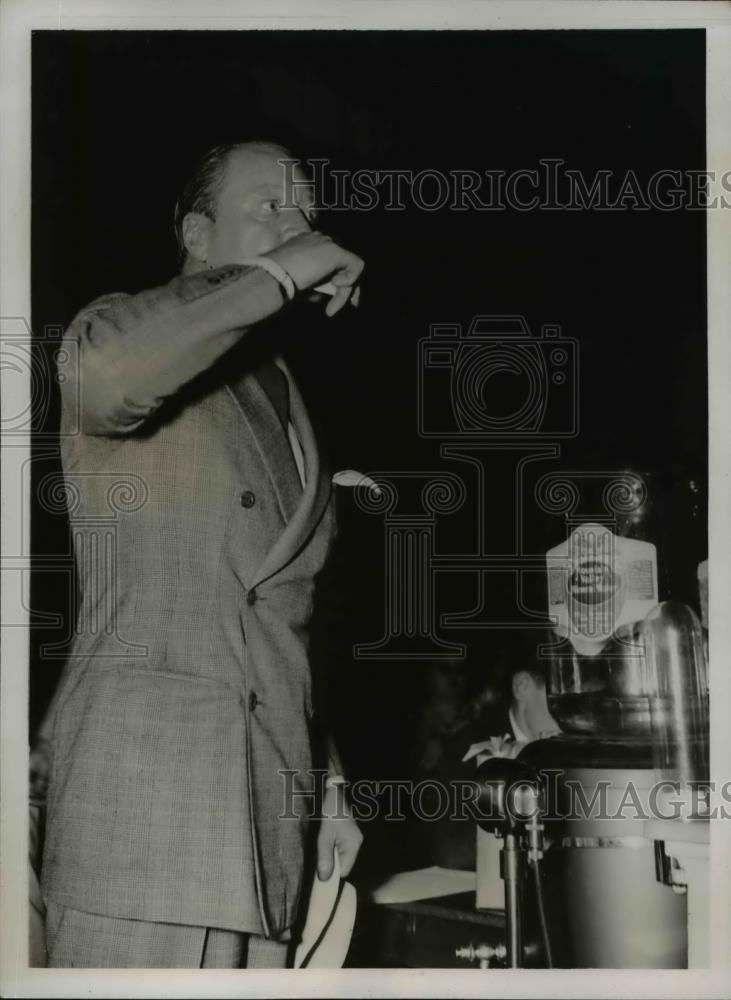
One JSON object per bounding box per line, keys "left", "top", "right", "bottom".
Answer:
{"left": 267, "top": 232, "right": 364, "bottom": 317}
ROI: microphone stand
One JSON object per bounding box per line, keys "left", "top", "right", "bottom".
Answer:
{"left": 474, "top": 756, "right": 545, "bottom": 969}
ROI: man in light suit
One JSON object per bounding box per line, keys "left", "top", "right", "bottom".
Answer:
{"left": 33, "top": 140, "right": 364, "bottom": 967}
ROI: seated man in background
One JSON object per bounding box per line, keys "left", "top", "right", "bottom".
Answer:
{"left": 415, "top": 639, "right": 560, "bottom": 870}
{"left": 408, "top": 640, "right": 568, "bottom": 966}
{"left": 476, "top": 652, "right": 561, "bottom": 750}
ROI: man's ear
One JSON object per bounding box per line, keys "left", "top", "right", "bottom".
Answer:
{"left": 512, "top": 670, "right": 532, "bottom": 703}
{"left": 181, "top": 212, "right": 212, "bottom": 264}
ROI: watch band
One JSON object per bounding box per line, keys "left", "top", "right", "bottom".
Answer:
{"left": 241, "top": 256, "right": 296, "bottom": 301}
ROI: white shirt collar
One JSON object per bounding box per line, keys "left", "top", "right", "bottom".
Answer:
{"left": 509, "top": 706, "right": 531, "bottom": 744}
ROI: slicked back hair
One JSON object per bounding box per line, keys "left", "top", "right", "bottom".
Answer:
{"left": 173, "top": 140, "right": 295, "bottom": 264}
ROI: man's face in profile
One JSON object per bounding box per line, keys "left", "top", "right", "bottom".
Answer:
{"left": 200, "top": 145, "right": 317, "bottom": 268}
{"left": 513, "top": 669, "right": 558, "bottom": 741}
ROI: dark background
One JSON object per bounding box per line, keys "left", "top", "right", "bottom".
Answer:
{"left": 31, "top": 30, "right": 707, "bottom": 876}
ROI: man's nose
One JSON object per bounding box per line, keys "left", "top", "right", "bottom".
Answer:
{"left": 279, "top": 207, "right": 312, "bottom": 241}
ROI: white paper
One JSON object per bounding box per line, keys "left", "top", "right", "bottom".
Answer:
{"left": 369, "top": 866, "right": 476, "bottom": 905}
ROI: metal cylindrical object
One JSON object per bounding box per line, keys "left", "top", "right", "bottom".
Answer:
{"left": 640, "top": 601, "right": 709, "bottom": 787}
{"left": 558, "top": 766, "right": 687, "bottom": 968}
{"left": 546, "top": 631, "right": 655, "bottom": 738}
{"left": 500, "top": 833, "right": 524, "bottom": 968}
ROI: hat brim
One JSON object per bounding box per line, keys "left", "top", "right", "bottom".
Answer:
{"left": 293, "top": 852, "right": 357, "bottom": 968}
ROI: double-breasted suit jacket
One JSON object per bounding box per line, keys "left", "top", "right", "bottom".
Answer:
{"left": 41, "top": 265, "right": 336, "bottom": 939}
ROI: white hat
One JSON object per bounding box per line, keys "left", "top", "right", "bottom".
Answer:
{"left": 293, "top": 851, "right": 357, "bottom": 969}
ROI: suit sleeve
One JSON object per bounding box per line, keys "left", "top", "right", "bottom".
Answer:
{"left": 62, "top": 264, "right": 284, "bottom": 436}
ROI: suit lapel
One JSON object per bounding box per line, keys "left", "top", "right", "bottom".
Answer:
{"left": 249, "top": 356, "right": 332, "bottom": 588}
{"left": 226, "top": 368, "right": 302, "bottom": 525}
{"left": 226, "top": 357, "right": 332, "bottom": 589}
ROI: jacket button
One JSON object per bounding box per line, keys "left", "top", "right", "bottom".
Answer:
{"left": 246, "top": 589, "right": 257, "bottom": 606}
{"left": 248, "top": 690, "right": 259, "bottom": 711}
{"left": 240, "top": 490, "right": 256, "bottom": 508}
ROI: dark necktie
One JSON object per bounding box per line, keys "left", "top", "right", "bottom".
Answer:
{"left": 253, "top": 359, "right": 290, "bottom": 432}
